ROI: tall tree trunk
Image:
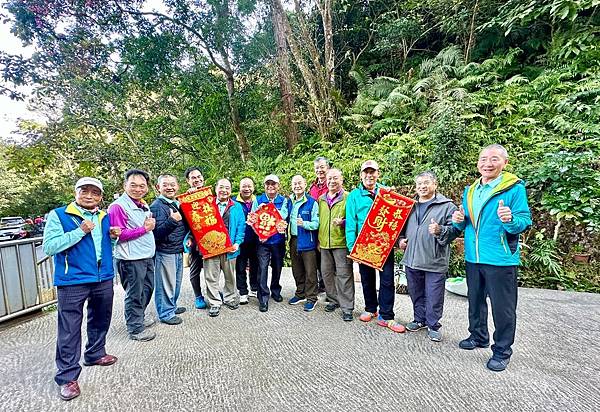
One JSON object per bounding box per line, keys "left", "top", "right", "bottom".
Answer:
{"left": 271, "top": 2, "right": 299, "bottom": 150}
{"left": 465, "top": 0, "right": 480, "bottom": 63}
{"left": 224, "top": 70, "right": 250, "bottom": 162}
{"left": 272, "top": 0, "right": 335, "bottom": 140}
{"left": 317, "top": 0, "right": 335, "bottom": 86}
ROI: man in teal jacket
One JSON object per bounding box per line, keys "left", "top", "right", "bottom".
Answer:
{"left": 346, "top": 160, "right": 405, "bottom": 333}
{"left": 452, "top": 144, "right": 532, "bottom": 372}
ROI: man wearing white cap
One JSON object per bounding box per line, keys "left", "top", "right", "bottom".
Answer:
{"left": 43, "top": 177, "right": 121, "bottom": 401}
{"left": 346, "top": 160, "right": 406, "bottom": 333}
{"left": 247, "top": 174, "right": 290, "bottom": 312}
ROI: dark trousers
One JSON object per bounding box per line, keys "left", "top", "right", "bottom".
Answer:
{"left": 235, "top": 240, "right": 259, "bottom": 295}
{"left": 257, "top": 242, "right": 285, "bottom": 305}
{"left": 189, "top": 246, "right": 204, "bottom": 298}
{"left": 405, "top": 267, "right": 446, "bottom": 330}
{"left": 289, "top": 237, "right": 318, "bottom": 302}
{"left": 466, "top": 262, "right": 518, "bottom": 360}
{"left": 118, "top": 258, "right": 154, "bottom": 334}
{"left": 316, "top": 248, "right": 325, "bottom": 290}
{"left": 359, "top": 253, "right": 395, "bottom": 320}
{"left": 55, "top": 280, "right": 114, "bottom": 385}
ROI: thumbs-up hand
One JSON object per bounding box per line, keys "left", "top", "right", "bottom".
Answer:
{"left": 144, "top": 213, "right": 156, "bottom": 232}
{"left": 170, "top": 209, "right": 182, "bottom": 222}
{"left": 497, "top": 199, "right": 512, "bottom": 223}
{"left": 80, "top": 219, "right": 95, "bottom": 234}
{"left": 452, "top": 205, "right": 465, "bottom": 224}
{"left": 398, "top": 238, "right": 408, "bottom": 251}
{"left": 428, "top": 218, "right": 441, "bottom": 235}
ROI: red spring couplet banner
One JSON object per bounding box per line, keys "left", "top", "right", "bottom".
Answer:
{"left": 349, "top": 188, "right": 415, "bottom": 270}
{"left": 251, "top": 203, "right": 284, "bottom": 242}
{"left": 177, "top": 187, "right": 234, "bottom": 259}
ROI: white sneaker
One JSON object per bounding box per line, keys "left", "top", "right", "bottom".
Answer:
{"left": 143, "top": 316, "right": 156, "bottom": 328}
{"left": 240, "top": 294, "right": 249, "bottom": 305}
{"left": 248, "top": 290, "right": 257, "bottom": 298}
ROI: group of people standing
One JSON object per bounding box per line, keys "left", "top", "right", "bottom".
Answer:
{"left": 43, "top": 143, "right": 531, "bottom": 401}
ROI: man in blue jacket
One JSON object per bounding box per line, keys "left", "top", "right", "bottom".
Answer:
{"left": 150, "top": 174, "right": 188, "bottom": 325}
{"left": 204, "top": 178, "right": 246, "bottom": 317}
{"left": 452, "top": 144, "right": 532, "bottom": 372}
{"left": 235, "top": 177, "right": 259, "bottom": 305}
{"left": 43, "top": 177, "right": 120, "bottom": 401}
{"left": 288, "top": 175, "right": 320, "bottom": 312}
{"left": 247, "top": 174, "right": 289, "bottom": 312}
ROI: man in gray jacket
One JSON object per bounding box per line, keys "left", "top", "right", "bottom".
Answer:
{"left": 399, "top": 171, "right": 459, "bottom": 342}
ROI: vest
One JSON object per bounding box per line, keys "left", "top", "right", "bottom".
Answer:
{"left": 53, "top": 204, "right": 114, "bottom": 286}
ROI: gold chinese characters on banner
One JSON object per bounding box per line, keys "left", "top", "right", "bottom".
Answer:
{"left": 349, "top": 188, "right": 415, "bottom": 270}
{"left": 177, "top": 187, "right": 234, "bottom": 259}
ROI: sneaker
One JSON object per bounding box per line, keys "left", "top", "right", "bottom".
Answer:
{"left": 129, "top": 329, "right": 156, "bottom": 341}
{"left": 208, "top": 306, "right": 220, "bottom": 317}
{"left": 303, "top": 300, "right": 317, "bottom": 312}
{"left": 240, "top": 295, "right": 249, "bottom": 305}
{"left": 143, "top": 316, "right": 156, "bottom": 328}
{"left": 259, "top": 303, "right": 268, "bottom": 312}
{"left": 175, "top": 307, "right": 186, "bottom": 314}
{"left": 224, "top": 301, "right": 239, "bottom": 310}
{"left": 288, "top": 296, "right": 307, "bottom": 305}
{"left": 427, "top": 328, "right": 442, "bottom": 342}
{"left": 195, "top": 296, "right": 207, "bottom": 309}
{"left": 458, "top": 338, "right": 489, "bottom": 350}
{"left": 376, "top": 316, "right": 406, "bottom": 333}
{"left": 486, "top": 357, "right": 510, "bottom": 372}
{"left": 342, "top": 311, "right": 353, "bottom": 322}
{"left": 359, "top": 311, "right": 378, "bottom": 322}
{"left": 406, "top": 321, "right": 427, "bottom": 332}
{"left": 272, "top": 295, "right": 283, "bottom": 303}
{"left": 324, "top": 303, "right": 340, "bottom": 312}
{"left": 249, "top": 290, "right": 257, "bottom": 298}
{"left": 161, "top": 316, "right": 182, "bottom": 325}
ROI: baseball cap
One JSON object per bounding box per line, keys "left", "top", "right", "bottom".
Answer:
{"left": 263, "top": 174, "right": 280, "bottom": 184}
{"left": 360, "top": 160, "right": 379, "bottom": 171}
{"left": 75, "top": 177, "right": 104, "bottom": 193}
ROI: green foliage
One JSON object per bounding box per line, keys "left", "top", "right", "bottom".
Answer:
{"left": 526, "top": 151, "right": 600, "bottom": 232}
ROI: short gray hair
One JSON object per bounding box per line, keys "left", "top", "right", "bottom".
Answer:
{"left": 157, "top": 174, "right": 178, "bottom": 184}
{"left": 415, "top": 171, "right": 437, "bottom": 183}
{"left": 481, "top": 144, "right": 508, "bottom": 160}
{"left": 314, "top": 156, "right": 330, "bottom": 166}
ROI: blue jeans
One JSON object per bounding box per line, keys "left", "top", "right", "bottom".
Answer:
{"left": 405, "top": 267, "right": 446, "bottom": 330}
{"left": 154, "top": 252, "right": 183, "bottom": 321}
{"left": 359, "top": 253, "right": 395, "bottom": 320}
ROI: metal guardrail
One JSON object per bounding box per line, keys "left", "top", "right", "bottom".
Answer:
{"left": 0, "top": 237, "right": 56, "bottom": 323}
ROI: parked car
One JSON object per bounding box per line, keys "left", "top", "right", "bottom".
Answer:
{"left": 0, "top": 217, "right": 28, "bottom": 242}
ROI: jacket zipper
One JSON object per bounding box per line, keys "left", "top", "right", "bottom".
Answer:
{"left": 472, "top": 188, "right": 511, "bottom": 263}
{"left": 500, "top": 233, "right": 508, "bottom": 254}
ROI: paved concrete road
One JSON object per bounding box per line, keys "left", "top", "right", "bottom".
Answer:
{"left": 0, "top": 268, "right": 599, "bottom": 411}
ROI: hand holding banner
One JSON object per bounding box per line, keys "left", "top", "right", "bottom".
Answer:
{"left": 250, "top": 203, "right": 284, "bottom": 242}
{"left": 177, "top": 187, "right": 234, "bottom": 258}
{"left": 349, "top": 188, "right": 415, "bottom": 270}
